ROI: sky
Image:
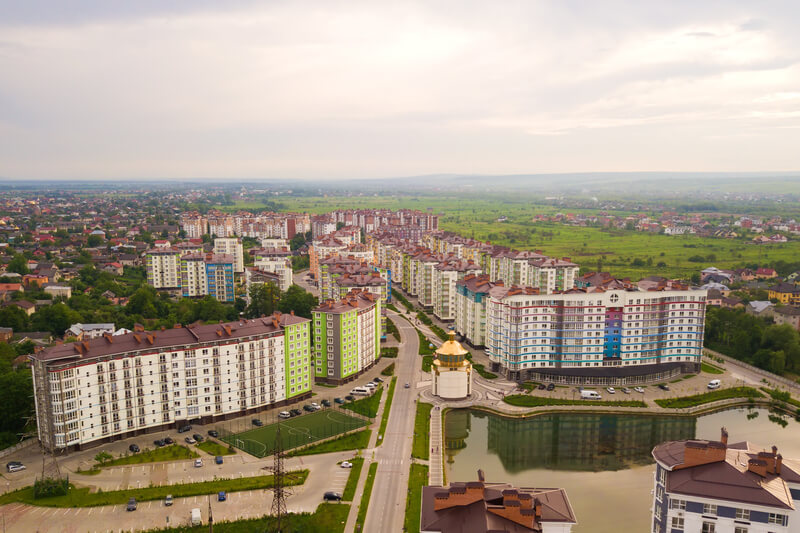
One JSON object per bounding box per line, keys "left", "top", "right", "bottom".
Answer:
{"left": 0, "top": 0, "right": 799, "bottom": 180}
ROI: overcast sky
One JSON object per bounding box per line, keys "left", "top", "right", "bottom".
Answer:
{"left": 1, "top": 1, "right": 799, "bottom": 180}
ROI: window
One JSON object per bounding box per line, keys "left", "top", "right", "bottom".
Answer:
{"left": 734, "top": 528, "right": 747, "bottom": 533}
{"left": 735, "top": 509, "right": 749, "bottom": 521}
{"left": 671, "top": 517, "right": 684, "bottom": 530}
{"left": 703, "top": 504, "right": 717, "bottom": 516}
{"left": 768, "top": 514, "right": 785, "bottom": 526}
{"left": 702, "top": 523, "right": 715, "bottom": 533}
{"left": 658, "top": 468, "right": 666, "bottom": 485}
{"left": 669, "top": 499, "right": 686, "bottom": 510}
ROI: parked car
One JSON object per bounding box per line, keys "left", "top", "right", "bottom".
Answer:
{"left": 341, "top": 461, "right": 353, "bottom": 468}
{"left": 537, "top": 383, "right": 546, "bottom": 390}
{"left": 658, "top": 384, "right": 670, "bottom": 391}
{"left": 178, "top": 425, "right": 192, "bottom": 433}
{"left": 606, "top": 387, "right": 616, "bottom": 394}
{"left": 153, "top": 439, "right": 166, "bottom": 447}
{"left": 215, "top": 456, "right": 224, "bottom": 465}
{"left": 707, "top": 379, "right": 721, "bottom": 390}
{"left": 404, "top": 383, "right": 410, "bottom": 389}
{"left": 334, "top": 397, "right": 345, "bottom": 404}
{"left": 164, "top": 437, "right": 174, "bottom": 445}
{"left": 207, "top": 430, "right": 219, "bottom": 438}
{"left": 345, "top": 395, "right": 355, "bottom": 401}
{"left": 185, "top": 437, "right": 196, "bottom": 445}
{"left": 634, "top": 387, "right": 645, "bottom": 393}
{"left": 6, "top": 461, "right": 25, "bottom": 473}
{"left": 252, "top": 419, "right": 263, "bottom": 427}
{"left": 194, "top": 459, "right": 203, "bottom": 468}
{"left": 164, "top": 495, "right": 173, "bottom": 506}
{"left": 290, "top": 409, "right": 302, "bottom": 416}
{"left": 279, "top": 411, "right": 291, "bottom": 419}
{"left": 323, "top": 491, "right": 342, "bottom": 501}
{"left": 129, "top": 444, "right": 140, "bottom": 453}
{"left": 193, "top": 434, "right": 204, "bottom": 443}
{"left": 321, "top": 399, "right": 331, "bottom": 407}
{"left": 621, "top": 387, "right": 631, "bottom": 394}
{"left": 373, "top": 377, "right": 384, "bottom": 383}
{"left": 546, "top": 383, "right": 555, "bottom": 391}
{"left": 217, "top": 491, "right": 227, "bottom": 502}
{"left": 126, "top": 498, "right": 137, "bottom": 511}
{"left": 303, "top": 404, "right": 315, "bottom": 412}
{"left": 311, "top": 402, "right": 321, "bottom": 410}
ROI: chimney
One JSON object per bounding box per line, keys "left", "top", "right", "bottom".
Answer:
{"left": 534, "top": 498, "right": 542, "bottom": 519}
{"left": 777, "top": 454, "right": 783, "bottom": 475}
{"left": 477, "top": 469, "right": 485, "bottom": 482}
{"left": 720, "top": 427, "right": 728, "bottom": 445}
{"left": 748, "top": 458, "right": 768, "bottom": 478}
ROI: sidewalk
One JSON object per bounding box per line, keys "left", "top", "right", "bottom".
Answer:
{"left": 428, "top": 405, "right": 444, "bottom": 487}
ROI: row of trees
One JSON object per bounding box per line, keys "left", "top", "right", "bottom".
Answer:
{"left": 704, "top": 307, "right": 800, "bottom": 375}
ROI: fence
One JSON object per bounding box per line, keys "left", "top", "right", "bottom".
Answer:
{"left": 0, "top": 438, "right": 36, "bottom": 460}
{"left": 704, "top": 349, "right": 800, "bottom": 392}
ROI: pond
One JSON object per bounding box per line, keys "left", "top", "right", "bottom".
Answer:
{"left": 444, "top": 407, "right": 800, "bottom": 533}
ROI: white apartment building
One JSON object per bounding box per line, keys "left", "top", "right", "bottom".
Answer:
{"left": 145, "top": 249, "right": 182, "bottom": 289}
{"left": 253, "top": 253, "right": 293, "bottom": 292}
{"left": 485, "top": 287, "right": 707, "bottom": 382}
{"left": 432, "top": 260, "right": 482, "bottom": 322}
{"left": 261, "top": 237, "right": 288, "bottom": 249}
{"left": 529, "top": 258, "right": 579, "bottom": 294}
{"left": 29, "top": 315, "right": 311, "bottom": 451}
{"left": 454, "top": 274, "right": 505, "bottom": 348}
{"left": 214, "top": 237, "right": 245, "bottom": 273}
{"left": 180, "top": 254, "right": 208, "bottom": 297}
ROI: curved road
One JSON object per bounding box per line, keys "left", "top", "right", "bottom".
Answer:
{"left": 363, "top": 311, "right": 421, "bottom": 533}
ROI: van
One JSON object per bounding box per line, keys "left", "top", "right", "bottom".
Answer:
{"left": 191, "top": 508, "right": 202, "bottom": 526}
{"left": 707, "top": 379, "right": 721, "bottom": 390}
{"left": 351, "top": 387, "right": 371, "bottom": 396}
{"left": 6, "top": 462, "right": 25, "bottom": 473}
{"left": 580, "top": 390, "right": 602, "bottom": 400}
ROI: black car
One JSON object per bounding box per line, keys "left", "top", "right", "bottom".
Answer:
{"left": 321, "top": 399, "right": 331, "bottom": 407}
{"left": 153, "top": 439, "right": 166, "bottom": 447}
{"left": 164, "top": 437, "right": 174, "bottom": 445}
{"left": 323, "top": 491, "right": 342, "bottom": 501}
{"left": 290, "top": 409, "right": 302, "bottom": 417}
{"left": 129, "top": 444, "right": 140, "bottom": 453}
{"left": 546, "top": 383, "right": 555, "bottom": 391}
{"left": 252, "top": 419, "right": 263, "bottom": 427}
{"left": 192, "top": 434, "right": 204, "bottom": 443}
{"left": 373, "top": 377, "right": 384, "bottom": 383}
{"left": 345, "top": 395, "right": 355, "bottom": 401}
{"left": 303, "top": 404, "right": 315, "bottom": 412}
{"left": 659, "top": 384, "right": 670, "bottom": 391}
{"left": 537, "top": 383, "right": 546, "bottom": 390}
{"left": 334, "top": 397, "right": 344, "bottom": 404}
{"left": 208, "top": 430, "right": 219, "bottom": 438}
{"left": 126, "top": 497, "right": 137, "bottom": 511}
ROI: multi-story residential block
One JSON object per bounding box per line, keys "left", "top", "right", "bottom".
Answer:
{"left": 180, "top": 212, "right": 207, "bottom": 239}
{"left": 312, "top": 289, "right": 381, "bottom": 384}
{"left": 432, "top": 259, "right": 482, "bottom": 322}
{"left": 253, "top": 248, "right": 293, "bottom": 292}
{"left": 529, "top": 257, "right": 579, "bottom": 294}
{"left": 145, "top": 249, "right": 182, "bottom": 289}
{"left": 244, "top": 267, "right": 282, "bottom": 299}
{"left": 180, "top": 253, "right": 235, "bottom": 302}
{"left": 29, "top": 314, "right": 311, "bottom": 451}
{"left": 214, "top": 237, "right": 244, "bottom": 273}
{"left": 454, "top": 274, "right": 504, "bottom": 348}
{"left": 485, "top": 286, "right": 707, "bottom": 383}
{"left": 333, "top": 272, "right": 387, "bottom": 303}
{"left": 180, "top": 253, "right": 208, "bottom": 298}
{"left": 652, "top": 428, "right": 800, "bottom": 533}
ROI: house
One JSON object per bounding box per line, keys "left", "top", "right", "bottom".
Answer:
{"left": 746, "top": 301, "right": 775, "bottom": 317}
{"left": 100, "top": 262, "right": 124, "bottom": 276}
{"left": 420, "top": 470, "right": 576, "bottom": 533}
{"left": 768, "top": 282, "right": 800, "bottom": 306}
{"left": 66, "top": 323, "right": 115, "bottom": 340}
{"left": 652, "top": 428, "right": 799, "bottom": 533}
{"left": 720, "top": 296, "right": 744, "bottom": 309}
{"left": 3, "top": 300, "right": 36, "bottom": 316}
{"left": 755, "top": 267, "right": 778, "bottom": 279}
{"left": 23, "top": 274, "right": 49, "bottom": 288}
{"left": 43, "top": 285, "right": 72, "bottom": 299}
{"left": 706, "top": 289, "right": 723, "bottom": 307}
{"left": 773, "top": 307, "right": 800, "bottom": 331}
{"left": 0, "top": 327, "right": 12, "bottom": 342}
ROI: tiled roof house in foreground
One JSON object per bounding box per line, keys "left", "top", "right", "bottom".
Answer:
{"left": 652, "top": 428, "right": 800, "bottom": 533}
{"left": 421, "top": 470, "right": 576, "bottom": 532}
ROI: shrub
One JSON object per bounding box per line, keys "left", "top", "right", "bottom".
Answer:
{"left": 33, "top": 477, "right": 69, "bottom": 499}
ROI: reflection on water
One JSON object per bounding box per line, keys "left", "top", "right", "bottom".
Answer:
{"left": 446, "top": 410, "right": 696, "bottom": 472}
{"left": 444, "top": 408, "right": 800, "bottom": 533}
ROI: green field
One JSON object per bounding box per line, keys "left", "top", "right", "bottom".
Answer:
{"left": 220, "top": 409, "right": 368, "bottom": 457}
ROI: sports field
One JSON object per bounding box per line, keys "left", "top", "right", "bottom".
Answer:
{"left": 219, "top": 409, "right": 368, "bottom": 458}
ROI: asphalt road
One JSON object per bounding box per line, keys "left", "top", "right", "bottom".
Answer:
{"left": 363, "top": 311, "right": 421, "bottom": 533}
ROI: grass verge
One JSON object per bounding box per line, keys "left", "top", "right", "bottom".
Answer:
{"left": 196, "top": 440, "right": 236, "bottom": 457}
{"left": 380, "top": 347, "right": 398, "bottom": 358}
{"left": 342, "top": 387, "right": 383, "bottom": 418}
{"left": 701, "top": 362, "right": 725, "bottom": 374}
{"left": 382, "top": 362, "right": 395, "bottom": 376}
{"left": 355, "top": 462, "right": 378, "bottom": 531}
{"left": 654, "top": 387, "right": 764, "bottom": 409}
{"left": 503, "top": 395, "right": 647, "bottom": 408}
{"left": 288, "top": 430, "right": 372, "bottom": 457}
{"left": 392, "top": 289, "right": 414, "bottom": 312}
{"left": 342, "top": 457, "right": 364, "bottom": 501}
{"left": 0, "top": 471, "right": 308, "bottom": 508}
{"left": 472, "top": 362, "right": 497, "bottom": 379}
{"left": 99, "top": 444, "right": 198, "bottom": 468}
{"left": 411, "top": 402, "right": 433, "bottom": 460}
{"left": 378, "top": 378, "right": 397, "bottom": 442}
{"left": 403, "top": 463, "right": 428, "bottom": 533}
{"left": 386, "top": 318, "right": 401, "bottom": 342}
{"left": 422, "top": 355, "right": 433, "bottom": 372}
{"left": 417, "top": 329, "right": 435, "bottom": 355}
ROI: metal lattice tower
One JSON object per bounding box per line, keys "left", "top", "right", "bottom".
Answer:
{"left": 268, "top": 425, "right": 291, "bottom": 533}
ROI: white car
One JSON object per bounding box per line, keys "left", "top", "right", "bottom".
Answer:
{"left": 278, "top": 411, "right": 291, "bottom": 419}
{"left": 606, "top": 387, "right": 616, "bottom": 394}
{"left": 194, "top": 459, "right": 203, "bottom": 468}
{"left": 311, "top": 402, "right": 321, "bottom": 410}
{"left": 340, "top": 461, "right": 353, "bottom": 469}
{"left": 634, "top": 387, "right": 645, "bottom": 393}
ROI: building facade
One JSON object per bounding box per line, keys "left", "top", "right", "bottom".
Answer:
{"left": 145, "top": 249, "right": 182, "bottom": 289}
{"left": 29, "top": 314, "right": 311, "bottom": 451}
{"left": 213, "top": 237, "right": 245, "bottom": 273}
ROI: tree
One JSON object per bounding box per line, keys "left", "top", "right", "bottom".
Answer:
{"left": 278, "top": 285, "right": 317, "bottom": 318}
{"left": 289, "top": 233, "right": 306, "bottom": 251}
{"left": 86, "top": 234, "right": 103, "bottom": 247}
{"left": 245, "top": 283, "right": 280, "bottom": 318}
{"left": 0, "top": 305, "right": 31, "bottom": 332}
{"left": 94, "top": 451, "right": 112, "bottom": 465}
{"left": 7, "top": 254, "right": 29, "bottom": 275}
{"left": 31, "top": 303, "right": 82, "bottom": 335}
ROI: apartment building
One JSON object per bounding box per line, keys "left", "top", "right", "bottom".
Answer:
{"left": 432, "top": 259, "right": 482, "bottom": 322}
{"left": 529, "top": 257, "right": 579, "bottom": 293}
{"left": 29, "top": 314, "right": 311, "bottom": 451}
{"left": 485, "top": 286, "right": 707, "bottom": 383}
{"left": 652, "top": 428, "right": 800, "bottom": 533}
{"left": 253, "top": 248, "right": 293, "bottom": 291}
{"left": 145, "top": 249, "right": 182, "bottom": 289}
{"left": 454, "top": 274, "right": 505, "bottom": 348}
{"left": 214, "top": 237, "right": 244, "bottom": 273}
{"left": 312, "top": 289, "right": 382, "bottom": 384}
{"left": 179, "top": 212, "right": 207, "bottom": 239}
{"left": 179, "top": 253, "right": 235, "bottom": 302}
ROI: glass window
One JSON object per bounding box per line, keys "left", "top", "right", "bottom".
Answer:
{"left": 669, "top": 499, "right": 686, "bottom": 510}
{"left": 735, "top": 509, "right": 749, "bottom": 520}
{"left": 671, "top": 517, "right": 684, "bottom": 531}
{"left": 703, "top": 504, "right": 717, "bottom": 516}
{"left": 701, "top": 523, "right": 715, "bottom": 533}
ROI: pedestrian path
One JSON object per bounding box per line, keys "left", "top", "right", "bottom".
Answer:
{"left": 429, "top": 405, "right": 444, "bottom": 486}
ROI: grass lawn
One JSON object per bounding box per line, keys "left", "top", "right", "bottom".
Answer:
{"left": 403, "top": 463, "right": 429, "bottom": 533}
{"left": 0, "top": 471, "right": 308, "bottom": 508}
{"left": 472, "top": 362, "right": 497, "bottom": 379}
{"left": 391, "top": 289, "right": 414, "bottom": 312}
{"left": 382, "top": 362, "right": 395, "bottom": 376}
{"left": 220, "top": 409, "right": 368, "bottom": 457}
{"left": 99, "top": 444, "right": 198, "bottom": 468}
{"left": 378, "top": 378, "right": 397, "bottom": 442}
{"left": 196, "top": 440, "right": 236, "bottom": 457}
{"left": 355, "top": 462, "right": 378, "bottom": 531}
{"left": 149, "top": 502, "right": 350, "bottom": 533}
{"left": 288, "top": 430, "right": 372, "bottom": 457}
{"left": 654, "top": 387, "right": 764, "bottom": 408}
{"left": 503, "top": 395, "right": 647, "bottom": 408}
{"left": 386, "top": 318, "right": 400, "bottom": 342}
{"left": 421, "top": 355, "right": 433, "bottom": 372}
{"left": 701, "top": 362, "right": 725, "bottom": 374}
{"left": 412, "top": 402, "right": 433, "bottom": 460}
{"left": 342, "top": 457, "right": 364, "bottom": 501}
{"left": 763, "top": 388, "right": 800, "bottom": 408}
{"left": 418, "top": 329, "right": 435, "bottom": 355}
{"left": 342, "top": 387, "right": 384, "bottom": 418}
{"left": 381, "top": 347, "right": 399, "bottom": 358}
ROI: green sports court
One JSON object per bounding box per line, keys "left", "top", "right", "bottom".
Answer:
{"left": 218, "top": 409, "right": 369, "bottom": 458}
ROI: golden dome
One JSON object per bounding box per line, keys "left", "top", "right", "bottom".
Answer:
{"left": 434, "top": 330, "right": 470, "bottom": 368}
